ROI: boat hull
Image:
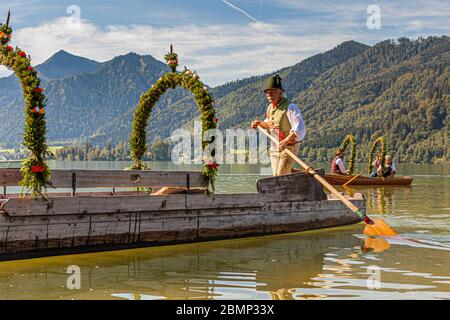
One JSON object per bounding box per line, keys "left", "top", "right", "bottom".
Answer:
{"left": 324, "top": 173, "right": 413, "bottom": 186}
{"left": 0, "top": 168, "right": 365, "bottom": 261}
{"left": 0, "top": 193, "right": 364, "bottom": 261}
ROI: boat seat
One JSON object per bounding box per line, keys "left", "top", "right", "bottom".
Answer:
{"left": 0, "top": 168, "right": 205, "bottom": 197}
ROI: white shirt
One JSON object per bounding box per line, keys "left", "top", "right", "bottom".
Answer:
{"left": 335, "top": 157, "right": 347, "bottom": 174}
{"left": 264, "top": 102, "right": 306, "bottom": 141}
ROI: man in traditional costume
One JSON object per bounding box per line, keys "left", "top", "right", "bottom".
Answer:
{"left": 251, "top": 75, "right": 306, "bottom": 176}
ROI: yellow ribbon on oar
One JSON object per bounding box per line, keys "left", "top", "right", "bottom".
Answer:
{"left": 257, "top": 126, "right": 397, "bottom": 236}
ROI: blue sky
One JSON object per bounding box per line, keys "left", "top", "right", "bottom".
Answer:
{"left": 1, "top": 0, "right": 449, "bottom": 85}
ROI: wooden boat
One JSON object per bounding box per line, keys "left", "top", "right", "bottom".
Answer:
{"left": 0, "top": 168, "right": 365, "bottom": 261}
{"left": 324, "top": 173, "right": 413, "bottom": 186}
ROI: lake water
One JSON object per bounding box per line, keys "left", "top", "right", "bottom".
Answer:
{"left": 0, "top": 161, "right": 449, "bottom": 300}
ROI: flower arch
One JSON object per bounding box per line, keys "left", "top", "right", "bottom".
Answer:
{"left": 368, "top": 136, "right": 387, "bottom": 175}
{"left": 340, "top": 134, "right": 356, "bottom": 175}
{"left": 129, "top": 46, "right": 218, "bottom": 190}
{"left": 0, "top": 11, "right": 50, "bottom": 198}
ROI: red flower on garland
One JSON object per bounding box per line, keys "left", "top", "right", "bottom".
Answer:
{"left": 34, "top": 87, "right": 43, "bottom": 93}
{"left": 207, "top": 161, "right": 219, "bottom": 170}
{"left": 6, "top": 45, "right": 13, "bottom": 51}
{"left": 31, "top": 106, "right": 44, "bottom": 114}
{"left": 19, "top": 51, "right": 26, "bottom": 57}
{"left": 31, "top": 165, "right": 45, "bottom": 173}
{"left": 27, "top": 66, "right": 34, "bottom": 71}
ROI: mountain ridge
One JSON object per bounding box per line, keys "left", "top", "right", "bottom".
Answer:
{"left": 0, "top": 36, "right": 448, "bottom": 163}
{"left": 36, "top": 50, "right": 103, "bottom": 80}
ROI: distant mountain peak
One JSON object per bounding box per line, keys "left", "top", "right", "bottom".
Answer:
{"left": 36, "top": 50, "right": 102, "bottom": 80}
{"left": 54, "top": 49, "right": 72, "bottom": 55}
{"left": 41, "top": 49, "right": 97, "bottom": 64}
{"left": 338, "top": 40, "right": 368, "bottom": 46}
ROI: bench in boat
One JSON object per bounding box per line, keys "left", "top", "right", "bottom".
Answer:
{"left": 0, "top": 168, "right": 365, "bottom": 260}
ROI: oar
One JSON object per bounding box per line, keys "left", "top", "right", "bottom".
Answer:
{"left": 343, "top": 171, "right": 363, "bottom": 187}
{"left": 257, "top": 126, "right": 397, "bottom": 236}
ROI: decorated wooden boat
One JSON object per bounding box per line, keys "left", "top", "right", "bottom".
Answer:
{"left": 324, "top": 173, "right": 413, "bottom": 186}
{"left": 0, "top": 168, "right": 365, "bottom": 261}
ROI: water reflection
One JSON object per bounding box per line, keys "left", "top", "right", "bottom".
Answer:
{"left": 0, "top": 162, "right": 448, "bottom": 299}
{"left": 0, "top": 227, "right": 449, "bottom": 300}
{"left": 362, "top": 237, "right": 391, "bottom": 252}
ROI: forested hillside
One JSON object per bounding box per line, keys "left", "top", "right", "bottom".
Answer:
{"left": 293, "top": 36, "right": 449, "bottom": 163}
{"left": 1, "top": 37, "right": 448, "bottom": 163}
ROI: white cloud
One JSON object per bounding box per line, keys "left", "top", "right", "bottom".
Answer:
{"left": 0, "top": 66, "right": 13, "bottom": 78}
{"left": 7, "top": 17, "right": 350, "bottom": 86}
{"left": 2, "top": 1, "right": 449, "bottom": 87}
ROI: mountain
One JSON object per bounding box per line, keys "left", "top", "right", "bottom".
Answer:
{"left": 161, "top": 37, "right": 448, "bottom": 163}
{"left": 36, "top": 50, "right": 102, "bottom": 80}
{"left": 0, "top": 51, "right": 190, "bottom": 145}
{"left": 0, "top": 50, "right": 104, "bottom": 144}
{"left": 0, "top": 37, "right": 448, "bottom": 163}
{"left": 94, "top": 40, "right": 371, "bottom": 146}
{"left": 294, "top": 36, "right": 449, "bottom": 163}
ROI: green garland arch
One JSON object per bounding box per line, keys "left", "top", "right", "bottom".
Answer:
{"left": 368, "top": 136, "right": 387, "bottom": 175}
{"left": 340, "top": 134, "right": 356, "bottom": 175}
{"left": 0, "top": 12, "right": 51, "bottom": 198}
{"left": 129, "top": 46, "right": 218, "bottom": 190}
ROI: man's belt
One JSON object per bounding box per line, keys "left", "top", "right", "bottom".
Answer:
{"left": 270, "top": 127, "right": 298, "bottom": 146}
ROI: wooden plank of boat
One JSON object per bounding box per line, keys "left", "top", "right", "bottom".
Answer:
{"left": 0, "top": 168, "right": 205, "bottom": 188}
{"left": 324, "top": 173, "right": 413, "bottom": 186}
{"left": 257, "top": 169, "right": 327, "bottom": 202}
{"left": 0, "top": 193, "right": 266, "bottom": 217}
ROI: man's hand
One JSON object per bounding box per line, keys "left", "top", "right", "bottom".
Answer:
{"left": 251, "top": 120, "right": 261, "bottom": 129}
{"left": 278, "top": 138, "right": 288, "bottom": 151}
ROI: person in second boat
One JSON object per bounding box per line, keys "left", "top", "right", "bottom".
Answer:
{"left": 369, "top": 153, "right": 382, "bottom": 177}
{"left": 378, "top": 155, "right": 397, "bottom": 177}
{"left": 331, "top": 148, "right": 347, "bottom": 175}
{"left": 251, "top": 75, "right": 306, "bottom": 176}
{"left": 370, "top": 155, "right": 397, "bottom": 177}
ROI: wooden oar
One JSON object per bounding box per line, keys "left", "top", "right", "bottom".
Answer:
{"left": 257, "top": 126, "right": 397, "bottom": 236}
{"left": 342, "top": 171, "right": 363, "bottom": 187}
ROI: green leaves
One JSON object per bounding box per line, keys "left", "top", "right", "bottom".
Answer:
{"left": 130, "top": 70, "right": 217, "bottom": 191}
{"left": 368, "top": 136, "right": 387, "bottom": 175}
{"left": 0, "top": 30, "right": 50, "bottom": 198}
{"left": 341, "top": 135, "right": 356, "bottom": 175}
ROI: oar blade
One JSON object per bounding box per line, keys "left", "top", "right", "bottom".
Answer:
{"left": 363, "top": 219, "right": 397, "bottom": 236}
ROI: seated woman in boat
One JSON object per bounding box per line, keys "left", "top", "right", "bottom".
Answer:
{"left": 369, "top": 153, "right": 382, "bottom": 177}
{"left": 372, "top": 155, "right": 397, "bottom": 178}
{"left": 331, "top": 148, "right": 347, "bottom": 175}
{"left": 251, "top": 75, "right": 306, "bottom": 176}
{"left": 380, "top": 156, "right": 397, "bottom": 177}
